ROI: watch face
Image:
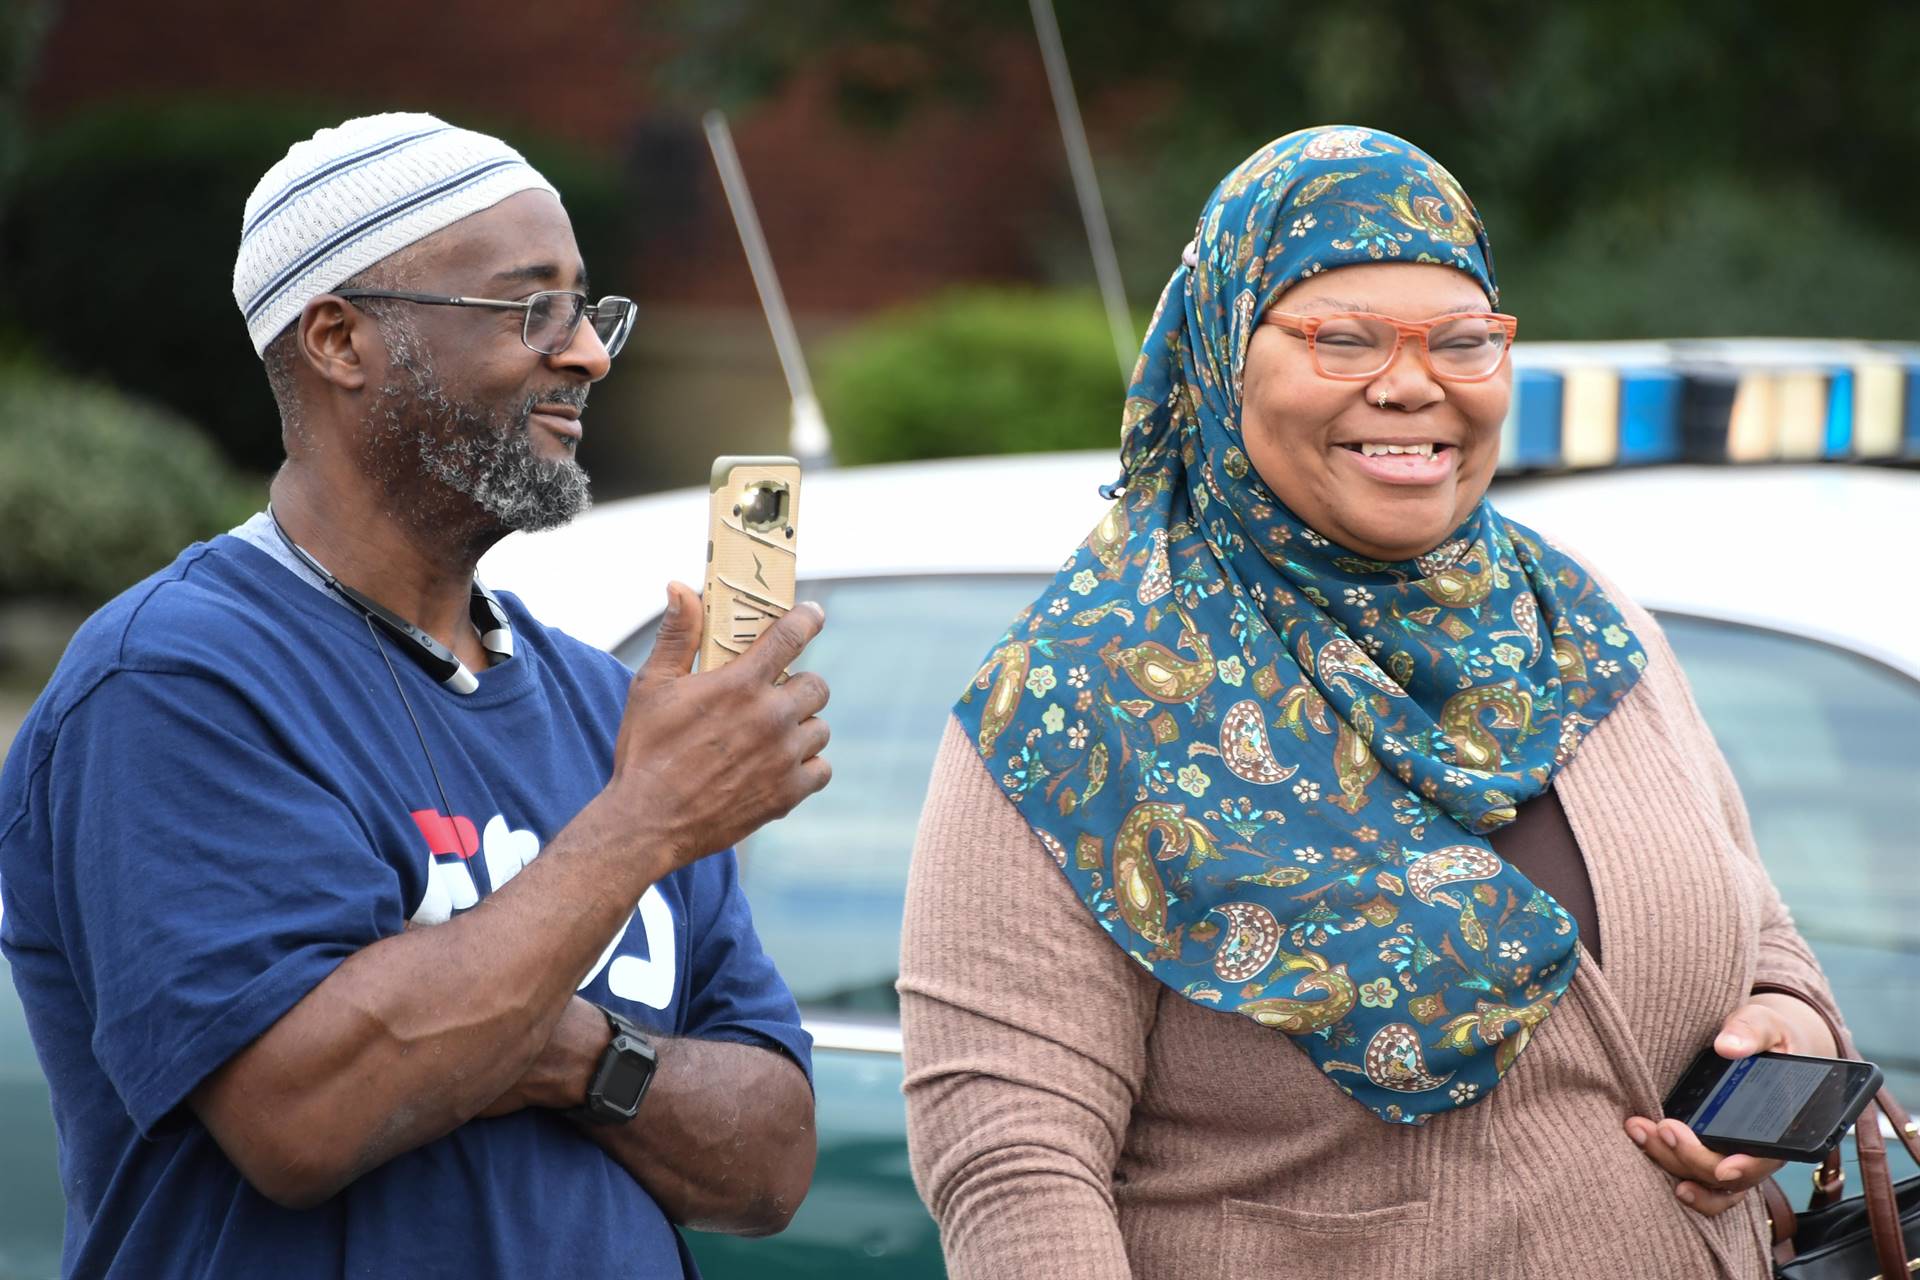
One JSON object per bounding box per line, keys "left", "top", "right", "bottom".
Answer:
{"left": 601, "top": 1039, "right": 654, "bottom": 1112}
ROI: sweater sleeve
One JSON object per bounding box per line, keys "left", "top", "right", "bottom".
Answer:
{"left": 898, "top": 716, "right": 1154, "bottom": 1280}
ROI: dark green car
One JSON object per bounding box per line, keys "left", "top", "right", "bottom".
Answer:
{"left": 6, "top": 461, "right": 1919, "bottom": 1278}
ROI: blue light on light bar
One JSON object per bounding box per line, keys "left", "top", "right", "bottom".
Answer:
{"left": 1824, "top": 369, "right": 1854, "bottom": 459}
{"left": 1618, "top": 368, "right": 1683, "bottom": 465}
{"left": 1509, "top": 369, "right": 1562, "bottom": 470}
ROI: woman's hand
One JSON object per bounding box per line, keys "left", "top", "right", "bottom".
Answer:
{"left": 1624, "top": 992, "right": 1838, "bottom": 1216}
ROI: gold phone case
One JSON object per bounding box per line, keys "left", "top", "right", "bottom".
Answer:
{"left": 701, "top": 455, "right": 801, "bottom": 672}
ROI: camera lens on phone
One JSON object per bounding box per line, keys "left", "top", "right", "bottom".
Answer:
{"left": 739, "top": 482, "right": 786, "bottom": 531}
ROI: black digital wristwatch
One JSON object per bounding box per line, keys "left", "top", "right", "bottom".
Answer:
{"left": 566, "top": 1004, "right": 658, "bottom": 1126}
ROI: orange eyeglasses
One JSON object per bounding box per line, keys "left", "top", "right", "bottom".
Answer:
{"left": 1261, "top": 311, "right": 1519, "bottom": 382}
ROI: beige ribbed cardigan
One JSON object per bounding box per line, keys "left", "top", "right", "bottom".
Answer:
{"left": 899, "top": 586, "right": 1839, "bottom": 1280}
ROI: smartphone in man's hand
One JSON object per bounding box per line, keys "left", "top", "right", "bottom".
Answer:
{"left": 701, "top": 456, "right": 801, "bottom": 673}
{"left": 1663, "top": 1046, "right": 1882, "bottom": 1162}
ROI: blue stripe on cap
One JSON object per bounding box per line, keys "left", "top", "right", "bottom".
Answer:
{"left": 242, "top": 124, "right": 453, "bottom": 243}
{"left": 244, "top": 156, "right": 521, "bottom": 321}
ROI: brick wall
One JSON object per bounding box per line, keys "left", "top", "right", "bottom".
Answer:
{"left": 29, "top": 0, "right": 1074, "bottom": 313}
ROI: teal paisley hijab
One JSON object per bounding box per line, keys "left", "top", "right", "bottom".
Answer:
{"left": 952, "top": 126, "right": 1649, "bottom": 1124}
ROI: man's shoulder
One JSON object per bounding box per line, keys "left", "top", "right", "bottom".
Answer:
{"left": 0, "top": 543, "right": 236, "bottom": 841}
{"left": 7, "top": 541, "right": 298, "bottom": 765}
{"left": 38, "top": 541, "right": 247, "bottom": 698}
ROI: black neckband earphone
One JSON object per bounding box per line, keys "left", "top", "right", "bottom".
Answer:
{"left": 267, "top": 505, "right": 511, "bottom": 695}
{"left": 267, "top": 504, "right": 511, "bottom": 893}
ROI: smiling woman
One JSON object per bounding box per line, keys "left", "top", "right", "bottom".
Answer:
{"left": 900, "top": 125, "right": 1846, "bottom": 1280}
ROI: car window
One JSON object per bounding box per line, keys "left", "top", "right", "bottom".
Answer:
{"left": 1657, "top": 614, "right": 1920, "bottom": 1107}
{"left": 616, "top": 576, "right": 1047, "bottom": 1018}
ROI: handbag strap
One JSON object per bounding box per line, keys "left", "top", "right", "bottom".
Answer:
{"left": 1876, "top": 1087, "right": 1920, "bottom": 1165}
{"left": 1760, "top": 1176, "right": 1797, "bottom": 1265}
{"left": 1756, "top": 984, "right": 1912, "bottom": 1279}
{"left": 1855, "top": 1095, "right": 1908, "bottom": 1279}
{"left": 1813, "top": 1088, "right": 1920, "bottom": 1212}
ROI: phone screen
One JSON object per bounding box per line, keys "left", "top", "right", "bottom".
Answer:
{"left": 1686, "top": 1056, "right": 1832, "bottom": 1143}
{"left": 1670, "top": 1052, "right": 1879, "bottom": 1154}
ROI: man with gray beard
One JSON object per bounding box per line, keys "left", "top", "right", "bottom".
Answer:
{"left": 0, "top": 113, "right": 829, "bottom": 1278}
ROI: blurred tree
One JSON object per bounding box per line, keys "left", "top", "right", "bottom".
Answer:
{"left": 819, "top": 289, "right": 1121, "bottom": 464}
{"left": 0, "top": 357, "right": 262, "bottom": 603}
{"left": 657, "top": 0, "right": 1920, "bottom": 339}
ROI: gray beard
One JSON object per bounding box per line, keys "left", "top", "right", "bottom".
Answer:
{"left": 413, "top": 394, "right": 592, "bottom": 534}
{"left": 364, "top": 315, "right": 592, "bottom": 534}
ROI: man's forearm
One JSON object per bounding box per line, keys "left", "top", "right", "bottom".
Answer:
{"left": 191, "top": 793, "right": 679, "bottom": 1208}
{"left": 517, "top": 1001, "right": 816, "bottom": 1235}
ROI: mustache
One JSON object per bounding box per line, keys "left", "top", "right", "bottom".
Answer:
{"left": 521, "top": 385, "right": 590, "bottom": 415}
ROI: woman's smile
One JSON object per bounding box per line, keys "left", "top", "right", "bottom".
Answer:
{"left": 1331, "top": 437, "right": 1461, "bottom": 485}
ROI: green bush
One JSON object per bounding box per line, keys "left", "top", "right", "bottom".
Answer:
{"left": 0, "top": 362, "right": 264, "bottom": 603}
{"left": 819, "top": 289, "right": 1129, "bottom": 465}
{"left": 1, "top": 98, "right": 626, "bottom": 474}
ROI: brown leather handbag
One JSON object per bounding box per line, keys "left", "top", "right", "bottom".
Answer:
{"left": 1758, "top": 991, "right": 1920, "bottom": 1279}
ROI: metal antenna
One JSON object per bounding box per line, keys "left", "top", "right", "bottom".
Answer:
{"left": 1029, "top": 0, "right": 1135, "bottom": 386}
{"left": 702, "top": 110, "right": 833, "bottom": 465}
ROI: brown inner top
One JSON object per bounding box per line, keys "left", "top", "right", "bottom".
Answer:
{"left": 1488, "top": 785, "right": 1600, "bottom": 967}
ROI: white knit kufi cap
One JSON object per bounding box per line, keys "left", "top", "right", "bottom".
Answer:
{"left": 233, "top": 112, "right": 559, "bottom": 357}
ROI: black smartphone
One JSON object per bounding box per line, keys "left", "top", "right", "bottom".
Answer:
{"left": 1662, "top": 1048, "right": 1883, "bottom": 1163}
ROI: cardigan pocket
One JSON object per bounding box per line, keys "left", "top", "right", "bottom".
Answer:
{"left": 1217, "top": 1196, "right": 1432, "bottom": 1279}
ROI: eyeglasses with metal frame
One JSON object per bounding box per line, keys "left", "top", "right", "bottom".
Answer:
{"left": 1261, "top": 310, "right": 1518, "bottom": 382}
{"left": 333, "top": 289, "right": 638, "bottom": 359}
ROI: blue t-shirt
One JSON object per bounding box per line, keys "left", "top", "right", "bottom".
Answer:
{"left": 0, "top": 536, "right": 811, "bottom": 1278}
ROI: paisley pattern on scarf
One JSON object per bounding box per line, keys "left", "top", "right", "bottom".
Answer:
{"left": 952, "top": 126, "right": 1648, "bottom": 1124}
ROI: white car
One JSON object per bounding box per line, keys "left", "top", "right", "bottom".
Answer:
{"left": 4, "top": 456, "right": 1914, "bottom": 1279}
{"left": 483, "top": 454, "right": 1920, "bottom": 1088}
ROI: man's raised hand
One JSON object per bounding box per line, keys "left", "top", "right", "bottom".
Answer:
{"left": 603, "top": 582, "right": 831, "bottom": 874}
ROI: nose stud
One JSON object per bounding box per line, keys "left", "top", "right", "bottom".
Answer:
{"left": 1377, "top": 393, "right": 1389, "bottom": 409}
